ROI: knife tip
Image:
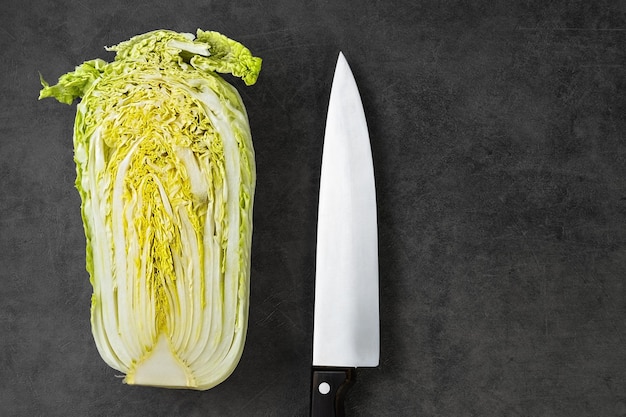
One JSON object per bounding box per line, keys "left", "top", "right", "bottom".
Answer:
{"left": 336, "top": 50, "right": 348, "bottom": 67}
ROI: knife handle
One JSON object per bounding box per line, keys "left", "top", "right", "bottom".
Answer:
{"left": 310, "top": 367, "right": 355, "bottom": 417}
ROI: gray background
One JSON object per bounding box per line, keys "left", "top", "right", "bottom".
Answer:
{"left": 2, "top": 0, "right": 626, "bottom": 416}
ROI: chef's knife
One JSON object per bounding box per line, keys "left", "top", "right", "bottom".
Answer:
{"left": 311, "top": 52, "right": 379, "bottom": 417}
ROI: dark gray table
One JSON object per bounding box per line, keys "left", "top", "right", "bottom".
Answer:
{"left": 2, "top": 1, "right": 625, "bottom": 416}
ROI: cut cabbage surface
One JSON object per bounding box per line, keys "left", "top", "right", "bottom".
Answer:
{"left": 39, "top": 29, "right": 261, "bottom": 390}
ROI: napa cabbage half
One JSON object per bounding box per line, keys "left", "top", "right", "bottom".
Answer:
{"left": 39, "top": 29, "right": 261, "bottom": 390}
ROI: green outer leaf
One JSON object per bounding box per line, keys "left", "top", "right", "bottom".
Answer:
{"left": 38, "top": 59, "right": 107, "bottom": 104}
{"left": 192, "top": 30, "right": 262, "bottom": 86}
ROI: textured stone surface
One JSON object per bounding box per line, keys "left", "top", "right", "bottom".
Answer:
{"left": 1, "top": 1, "right": 626, "bottom": 416}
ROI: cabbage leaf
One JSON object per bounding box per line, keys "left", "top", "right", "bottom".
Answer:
{"left": 39, "top": 29, "right": 261, "bottom": 390}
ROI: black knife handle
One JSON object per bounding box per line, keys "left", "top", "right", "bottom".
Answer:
{"left": 310, "top": 367, "right": 355, "bottom": 417}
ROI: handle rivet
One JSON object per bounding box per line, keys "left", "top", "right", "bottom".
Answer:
{"left": 318, "top": 382, "right": 331, "bottom": 395}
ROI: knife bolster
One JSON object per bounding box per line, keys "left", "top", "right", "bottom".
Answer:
{"left": 310, "top": 367, "right": 355, "bottom": 417}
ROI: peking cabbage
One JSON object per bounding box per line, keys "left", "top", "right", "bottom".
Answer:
{"left": 39, "top": 29, "right": 261, "bottom": 390}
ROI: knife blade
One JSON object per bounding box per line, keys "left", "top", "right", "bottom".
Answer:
{"left": 310, "top": 52, "right": 379, "bottom": 417}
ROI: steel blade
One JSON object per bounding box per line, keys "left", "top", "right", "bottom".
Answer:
{"left": 312, "top": 52, "right": 379, "bottom": 368}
